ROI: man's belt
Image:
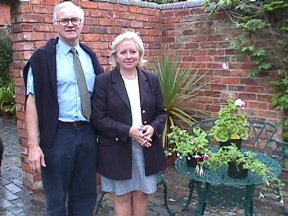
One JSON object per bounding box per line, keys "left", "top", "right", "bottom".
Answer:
{"left": 58, "top": 121, "right": 89, "bottom": 127}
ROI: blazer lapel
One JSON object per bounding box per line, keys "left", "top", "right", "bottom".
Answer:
{"left": 138, "top": 70, "right": 149, "bottom": 107}
{"left": 111, "top": 69, "right": 131, "bottom": 109}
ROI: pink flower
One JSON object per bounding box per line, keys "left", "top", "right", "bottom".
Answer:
{"left": 235, "top": 98, "right": 246, "bottom": 108}
{"left": 203, "top": 154, "right": 209, "bottom": 161}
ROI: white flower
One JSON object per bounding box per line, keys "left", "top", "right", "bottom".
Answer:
{"left": 259, "top": 192, "right": 265, "bottom": 199}
{"left": 196, "top": 163, "right": 205, "bottom": 176}
{"left": 235, "top": 98, "right": 246, "bottom": 108}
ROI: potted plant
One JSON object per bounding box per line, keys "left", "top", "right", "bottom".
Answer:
{"left": 210, "top": 98, "right": 249, "bottom": 148}
{"left": 208, "top": 144, "right": 284, "bottom": 203}
{"left": 168, "top": 126, "right": 211, "bottom": 176}
{"left": 153, "top": 56, "right": 215, "bottom": 161}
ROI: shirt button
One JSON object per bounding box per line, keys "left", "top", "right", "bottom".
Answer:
{"left": 115, "top": 137, "right": 118, "bottom": 141}
{"left": 143, "top": 121, "right": 147, "bottom": 124}
{"left": 142, "top": 110, "right": 146, "bottom": 114}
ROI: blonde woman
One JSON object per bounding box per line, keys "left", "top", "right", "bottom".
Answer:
{"left": 91, "top": 31, "right": 167, "bottom": 216}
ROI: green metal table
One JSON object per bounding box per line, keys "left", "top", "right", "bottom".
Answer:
{"left": 175, "top": 151, "right": 282, "bottom": 216}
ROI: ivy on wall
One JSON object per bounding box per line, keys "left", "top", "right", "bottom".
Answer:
{"left": 203, "top": 0, "right": 288, "bottom": 140}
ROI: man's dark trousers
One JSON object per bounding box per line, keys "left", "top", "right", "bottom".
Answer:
{"left": 41, "top": 123, "right": 97, "bottom": 216}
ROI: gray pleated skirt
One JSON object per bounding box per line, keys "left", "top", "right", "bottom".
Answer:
{"left": 101, "top": 140, "right": 157, "bottom": 196}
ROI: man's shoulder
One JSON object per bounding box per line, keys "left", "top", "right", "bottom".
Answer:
{"left": 31, "top": 38, "right": 58, "bottom": 58}
{"left": 79, "top": 42, "right": 94, "bottom": 54}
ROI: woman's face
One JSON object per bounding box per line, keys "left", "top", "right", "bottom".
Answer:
{"left": 116, "top": 39, "right": 140, "bottom": 71}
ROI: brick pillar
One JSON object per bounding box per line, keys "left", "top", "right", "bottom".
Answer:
{"left": 12, "top": 0, "right": 59, "bottom": 190}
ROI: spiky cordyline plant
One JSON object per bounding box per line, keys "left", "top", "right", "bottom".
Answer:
{"left": 154, "top": 56, "right": 215, "bottom": 151}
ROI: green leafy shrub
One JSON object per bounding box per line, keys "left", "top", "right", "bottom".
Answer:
{"left": 168, "top": 126, "right": 211, "bottom": 158}
{"left": 0, "top": 33, "right": 12, "bottom": 83}
{"left": 0, "top": 80, "right": 16, "bottom": 116}
{"left": 0, "top": 31, "right": 14, "bottom": 117}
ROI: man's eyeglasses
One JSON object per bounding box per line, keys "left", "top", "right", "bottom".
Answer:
{"left": 56, "top": 18, "right": 82, "bottom": 27}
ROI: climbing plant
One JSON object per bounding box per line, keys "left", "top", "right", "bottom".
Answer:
{"left": 203, "top": 0, "right": 288, "bottom": 140}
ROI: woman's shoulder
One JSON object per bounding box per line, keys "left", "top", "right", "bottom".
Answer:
{"left": 139, "top": 68, "right": 159, "bottom": 80}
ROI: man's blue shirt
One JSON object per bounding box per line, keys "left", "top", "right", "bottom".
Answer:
{"left": 26, "top": 38, "right": 95, "bottom": 121}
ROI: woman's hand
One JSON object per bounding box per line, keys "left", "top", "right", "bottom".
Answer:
{"left": 129, "top": 125, "right": 154, "bottom": 147}
{"left": 140, "top": 125, "right": 154, "bottom": 142}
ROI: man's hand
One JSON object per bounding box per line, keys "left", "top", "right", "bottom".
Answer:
{"left": 26, "top": 95, "right": 45, "bottom": 174}
{"left": 28, "top": 145, "right": 46, "bottom": 174}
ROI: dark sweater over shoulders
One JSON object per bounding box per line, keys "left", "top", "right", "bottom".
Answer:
{"left": 23, "top": 37, "right": 103, "bottom": 148}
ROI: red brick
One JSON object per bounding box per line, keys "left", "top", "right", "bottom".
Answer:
{"left": 98, "top": 2, "right": 114, "bottom": 10}
{"left": 114, "top": 4, "right": 128, "bottom": 12}
{"left": 82, "top": 34, "right": 101, "bottom": 42}
{"left": 99, "top": 18, "right": 114, "bottom": 26}
{"left": 42, "top": 0, "right": 59, "bottom": 6}
{"left": 19, "top": 5, "right": 33, "bottom": 13}
{"left": 257, "top": 110, "right": 278, "bottom": 119}
{"left": 189, "top": 8, "right": 205, "bottom": 15}
{"left": 30, "top": 0, "right": 41, "bottom": 4}
{"left": 81, "top": 1, "right": 98, "bottom": 9}
{"left": 197, "top": 56, "right": 214, "bottom": 62}
{"left": 222, "top": 77, "right": 241, "bottom": 85}
{"left": 128, "top": 6, "right": 143, "bottom": 14}
{"left": 238, "top": 93, "right": 257, "bottom": 101}
{"left": 0, "top": 3, "right": 10, "bottom": 26}
{"left": 207, "top": 49, "right": 225, "bottom": 55}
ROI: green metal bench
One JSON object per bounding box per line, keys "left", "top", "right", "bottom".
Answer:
{"left": 94, "top": 173, "right": 175, "bottom": 215}
{"left": 183, "top": 118, "right": 288, "bottom": 215}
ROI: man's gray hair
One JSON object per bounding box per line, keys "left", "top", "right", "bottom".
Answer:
{"left": 53, "top": 1, "right": 85, "bottom": 22}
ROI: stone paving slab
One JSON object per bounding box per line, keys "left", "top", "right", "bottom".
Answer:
{"left": 0, "top": 116, "right": 287, "bottom": 216}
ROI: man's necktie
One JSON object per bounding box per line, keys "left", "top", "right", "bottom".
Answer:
{"left": 70, "top": 48, "right": 91, "bottom": 119}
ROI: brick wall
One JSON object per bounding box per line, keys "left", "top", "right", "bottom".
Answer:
{"left": 11, "top": 0, "right": 283, "bottom": 189}
{"left": 161, "top": 7, "right": 282, "bottom": 122}
{"left": 0, "top": 2, "right": 10, "bottom": 26}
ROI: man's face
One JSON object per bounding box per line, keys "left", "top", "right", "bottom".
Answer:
{"left": 54, "top": 8, "right": 84, "bottom": 46}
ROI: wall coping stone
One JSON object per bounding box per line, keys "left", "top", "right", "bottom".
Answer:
{"left": 95, "top": 0, "right": 204, "bottom": 10}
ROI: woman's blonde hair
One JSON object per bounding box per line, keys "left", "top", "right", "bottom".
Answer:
{"left": 110, "top": 31, "right": 148, "bottom": 68}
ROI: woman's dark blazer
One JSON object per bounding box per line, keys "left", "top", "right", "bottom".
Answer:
{"left": 91, "top": 68, "right": 167, "bottom": 180}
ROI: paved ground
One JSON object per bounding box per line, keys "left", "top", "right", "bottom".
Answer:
{"left": 0, "top": 116, "right": 288, "bottom": 216}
